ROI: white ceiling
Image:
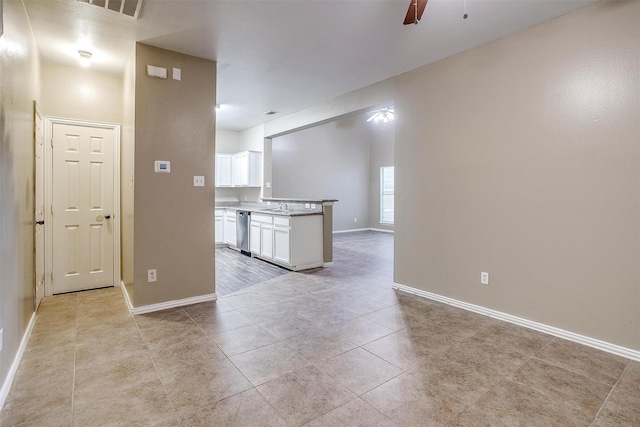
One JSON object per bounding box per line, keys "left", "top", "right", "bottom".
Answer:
{"left": 24, "top": 0, "right": 597, "bottom": 131}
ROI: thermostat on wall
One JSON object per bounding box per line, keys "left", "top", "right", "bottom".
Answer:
{"left": 154, "top": 161, "right": 171, "bottom": 173}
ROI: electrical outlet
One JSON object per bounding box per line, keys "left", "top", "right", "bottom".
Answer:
{"left": 481, "top": 272, "right": 489, "bottom": 285}
{"left": 305, "top": 203, "right": 310, "bottom": 209}
{"left": 0, "top": 329, "right": 3, "bottom": 352}
{"left": 148, "top": 269, "right": 157, "bottom": 283}
{"left": 311, "top": 204, "right": 316, "bottom": 209}
{"left": 354, "top": 217, "right": 358, "bottom": 222}
{"left": 194, "top": 176, "right": 205, "bottom": 187}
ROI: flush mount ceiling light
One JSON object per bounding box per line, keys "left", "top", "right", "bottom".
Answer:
{"left": 367, "top": 107, "right": 394, "bottom": 123}
{"left": 78, "top": 50, "right": 92, "bottom": 67}
{"left": 264, "top": 111, "right": 278, "bottom": 116}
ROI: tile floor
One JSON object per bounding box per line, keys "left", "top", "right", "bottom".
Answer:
{"left": 1, "top": 231, "right": 639, "bottom": 426}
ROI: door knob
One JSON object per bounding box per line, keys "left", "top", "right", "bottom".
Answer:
{"left": 36, "top": 220, "right": 44, "bottom": 225}
{"left": 105, "top": 214, "right": 111, "bottom": 219}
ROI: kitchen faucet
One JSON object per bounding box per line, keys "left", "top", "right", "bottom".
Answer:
{"left": 279, "top": 203, "right": 288, "bottom": 211}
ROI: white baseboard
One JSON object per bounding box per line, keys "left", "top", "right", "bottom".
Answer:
{"left": 120, "top": 283, "right": 217, "bottom": 315}
{"left": 333, "top": 228, "right": 370, "bottom": 234}
{"left": 369, "top": 228, "right": 394, "bottom": 234}
{"left": 393, "top": 283, "right": 640, "bottom": 362}
{"left": 333, "top": 228, "right": 394, "bottom": 234}
{"left": 0, "top": 313, "right": 37, "bottom": 411}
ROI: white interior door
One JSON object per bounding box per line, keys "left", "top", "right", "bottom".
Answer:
{"left": 51, "top": 122, "right": 115, "bottom": 294}
{"left": 34, "top": 103, "right": 45, "bottom": 309}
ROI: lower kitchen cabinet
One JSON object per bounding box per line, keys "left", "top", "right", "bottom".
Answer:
{"left": 273, "top": 226, "right": 290, "bottom": 264}
{"left": 261, "top": 223, "right": 273, "bottom": 258}
{"left": 250, "top": 214, "right": 322, "bottom": 271}
{"left": 215, "top": 209, "right": 224, "bottom": 244}
{"left": 223, "top": 211, "right": 237, "bottom": 248}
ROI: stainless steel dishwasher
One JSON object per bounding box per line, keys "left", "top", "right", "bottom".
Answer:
{"left": 236, "top": 210, "right": 251, "bottom": 256}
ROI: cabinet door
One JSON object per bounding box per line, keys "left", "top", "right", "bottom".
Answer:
{"left": 232, "top": 152, "right": 248, "bottom": 186}
{"left": 273, "top": 226, "right": 290, "bottom": 264}
{"left": 247, "top": 151, "right": 263, "bottom": 187}
{"left": 215, "top": 217, "right": 224, "bottom": 244}
{"left": 224, "top": 217, "right": 237, "bottom": 247}
{"left": 250, "top": 222, "right": 261, "bottom": 254}
{"left": 216, "top": 154, "right": 232, "bottom": 187}
{"left": 261, "top": 224, "right": 273, "bottom": 259}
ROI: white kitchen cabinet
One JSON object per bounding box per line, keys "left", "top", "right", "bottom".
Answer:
{"left": 249, "top": 221, "right": 261, "bottom": 254}
{"left": 223, "top": 211, "right": 237, "bottom": 248}
{"left": 215, "top": 154, "right": 232, "bottom": 187}
{"left": 250, "top": 213, "right": 322, "bottom": 271}
{"left": 231, "top": 151, "right": 262, "bottom": 187}
{"left": 261, "top": 223, "right": 273, "bottom": 259}
{"left": 215, "top": 209, "right": 224, "bottom": 244}
{"left": 250, "top": 214, "right": 273, "bottom": 259}
{"left": 273, "top": 225, "right": 291, "bottom": 264}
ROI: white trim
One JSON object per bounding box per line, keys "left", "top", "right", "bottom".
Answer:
{"left": 120, "top": 281, "right": 134, "bottom": 313}
{"left": 370, "top": 228, "right": 394, "bottom": 234}
{"left": 333, "top": 228, "right": 394, "bottom": 234}
{"left": 323, "top": 262, "right": 334, "bottom": 267}
{"left": 120, "top": 283, "right": 217, "bottom": 315}
{"left": 44, "top": 117, "right": 121, "bottom": 296}
{"left": 0, "top": 314, "right": 37, "bottom": 411}
{"left": 333, "top": 228, "right": 371, "bottom": 234}
{"left": 393, "top": 282, "right": 640, "bottom": 362}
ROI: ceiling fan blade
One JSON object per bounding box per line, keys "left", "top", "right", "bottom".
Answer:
{"left": 403, "top": 0, "right": 428, "bottom": 25}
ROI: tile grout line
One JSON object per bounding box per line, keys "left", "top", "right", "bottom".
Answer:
{"left": 589, "top": 360, "right": 631, "bottom": 426}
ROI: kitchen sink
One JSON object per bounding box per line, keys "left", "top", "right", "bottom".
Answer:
{"left": 260, "top": 208, "right": 293, "bottom": 213}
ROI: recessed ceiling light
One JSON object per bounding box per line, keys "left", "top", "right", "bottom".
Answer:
{"left": 264, "top": 111, "right": 278, "bottom": 116}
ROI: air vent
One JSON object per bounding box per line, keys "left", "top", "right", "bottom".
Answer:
{"left": 76, "top": 0, "right": 144, "bottom": 19}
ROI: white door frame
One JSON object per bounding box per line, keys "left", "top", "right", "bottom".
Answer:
{"left": 44, "top": 117, "right": 121, "bottom": 296}
{"left": 34, "top": 101, "right": 45, "bottom": 309}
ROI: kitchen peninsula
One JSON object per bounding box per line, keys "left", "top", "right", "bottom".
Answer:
{"left": 215, "top": 198, "right": 337, "bottom": 271}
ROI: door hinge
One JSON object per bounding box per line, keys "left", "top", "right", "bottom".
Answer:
{"left": 50, "top": 272, "right": 54, "bottom": 282}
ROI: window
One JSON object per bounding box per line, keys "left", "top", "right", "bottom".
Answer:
{"left": 380, "top": 166, "right": 394, "bottom": 225}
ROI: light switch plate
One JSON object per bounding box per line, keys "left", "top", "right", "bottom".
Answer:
{"left": 266, "top": 181, "right": 271, "bottom": 189}
{"left": 194, "top": 176, "right": 205, "bottom": 187}
{"left": 173, "top": 68, "right": 181, "bottom": 80}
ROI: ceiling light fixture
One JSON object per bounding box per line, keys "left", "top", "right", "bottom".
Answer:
{"left": 264, "top": 111, "right": 278, "bottom": 116}
{"left": 367, "top": 107, "right": 394, "bottom": 123}
{"left": 78, "top": 50, "right": 92, "bottom": 67}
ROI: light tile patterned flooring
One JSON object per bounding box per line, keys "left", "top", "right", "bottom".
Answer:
{"left": 2, "top": 231, "right": 639, "bottom": 426}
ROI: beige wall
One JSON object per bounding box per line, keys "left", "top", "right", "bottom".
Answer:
{"left": 272, "top": 115, "right": 371, "bottom": 231}
{"left": 133, "top": 44, "right": 216, "bottom": 306}
{"left": 41, "top": 61, "right": 122, "bottom": 123}
{"left": 393, "top": 1, "right": 640, "bottom": 350}
{"left": 255, "top": 1, "right": 640, "bottom": 351}
{"left": 121, "top": 47, "right": 136, "bottom": 300}
{"left": 0, "top": 0, "right": 41, "bottom": 391}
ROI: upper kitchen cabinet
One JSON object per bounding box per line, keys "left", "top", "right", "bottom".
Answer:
{"left": 215, "top": 150, "right": 263, "bottom": 188}
{"left": 232, "top": 151, "right": 262, "bottom": 187}
{"left": 215, "top": 154, "right": 232, "bottom": 187}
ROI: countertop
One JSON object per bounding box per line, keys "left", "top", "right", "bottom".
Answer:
{"left": 215, "top": 205, "right": 323, "bottom": 217}
{"left": 261, "top": 198, "right": 338, "bottom": 204}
